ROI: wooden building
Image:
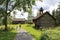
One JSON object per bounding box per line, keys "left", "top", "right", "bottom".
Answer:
{"left": 33, "top": 11, "right": 56, "bottom": 29}
{"left": 33, "top": 7, "right": 56, "bottom": 29}
{"left": 12, "top": 18, "right": 25, "bottom": 24}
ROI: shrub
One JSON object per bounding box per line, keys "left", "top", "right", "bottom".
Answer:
{"left": 40, "top": 33, "right": 49, "bottom": 40}
{"left": 41, "top": 29, "right": 60, "bottom": 40}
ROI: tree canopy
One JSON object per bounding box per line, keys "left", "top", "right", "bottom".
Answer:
{"left": 0, "top": 0, "right": 42, "bottom": 31}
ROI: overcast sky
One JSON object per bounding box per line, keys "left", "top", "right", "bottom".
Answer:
{"left": 12, "top": 0, "right": 60, "bottom": 19}
{"left": 32, "top": 0, "right": 60, "bottom": 17}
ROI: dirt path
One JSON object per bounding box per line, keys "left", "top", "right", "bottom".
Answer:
{"left": 14, "top": 28, "right": 34, "bottom": 40}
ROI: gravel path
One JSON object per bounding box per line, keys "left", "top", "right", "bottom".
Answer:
{"left": 14, "top": 28, "right": 34, "bottom": 40}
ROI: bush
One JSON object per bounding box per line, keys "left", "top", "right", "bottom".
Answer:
{"left": 41, "top": 29, "right": 60, "bottom": 40}
{"left": 40, "top": 33, "right": 49, "bottom": 40}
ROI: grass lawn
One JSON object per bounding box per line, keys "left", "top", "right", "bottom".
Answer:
{"left": 0, "top": 24, "right": 17, "bottom": 40}
{"left": 42, "top": 27, "right": 60, "bottom": 40}
{"left": 21, "top": 24, "right": 42, "bottom": 40}
{"left": 0, "top": 24, "right": 60, "bottom": 40}
{"left": 21, "top": 24, "right": 60, "bottom": 40}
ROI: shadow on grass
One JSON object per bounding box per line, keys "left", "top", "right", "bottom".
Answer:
{"left": 0, "top": 28, "right": 17, "bottom": 40}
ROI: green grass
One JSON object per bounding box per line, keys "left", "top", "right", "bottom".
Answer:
{"left": 21, "top": 24, "right": 42, "bottom": 40}
{"left": 0, "top": 24, "right": 17, "bottom": 40}
{"left": 21, "top": 24, "right": 60, "bottom": 40}
{"left": 42, "top": 27, "right": 60, "bottom": 40}
{"left": 0, "top": 24, "right": 60, "bottom": 40}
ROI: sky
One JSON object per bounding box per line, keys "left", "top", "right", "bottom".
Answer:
{"left": 33, "top": 0, "right": 60, "bottom": 16}
{"left": 11, "top": 0, "right": 60, "bottom": 19}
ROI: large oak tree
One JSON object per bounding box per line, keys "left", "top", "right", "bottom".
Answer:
{"left": 0, "top": 0, "right": 42, "bottom": 31}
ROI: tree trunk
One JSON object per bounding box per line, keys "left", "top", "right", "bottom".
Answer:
{"left": 4, "top": 15, "right": 7, "bottom": 30}
{"left": 4, "top": 0, "right": 8, "bottom": 31}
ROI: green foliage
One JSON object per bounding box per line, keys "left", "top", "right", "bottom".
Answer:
{"left": 40, "top": 34, "right": 49, "bottom": 40}
{"left": 7, "top": 16, "right": 12, "bottom": 24}
{"left": 53, "top": 2, "right": 60, "bottom": 25}
{"left": 0, "top": 19, "right": 3, "bottom": 25}
{"left": 0, "top": 0, "right": 5, "bottom": 5}
{"left": 39, "top": 0, "right": 43, "bottom": 2}
{"left": 13, "top": 0, "right": 36, "bottom": 12}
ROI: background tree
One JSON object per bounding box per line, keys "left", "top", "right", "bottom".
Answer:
{"left": 52, "top": 10, "right": 56, "bottom": 17}
{"left": 55, "top": 2, "right": 60, "bottom": 25}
